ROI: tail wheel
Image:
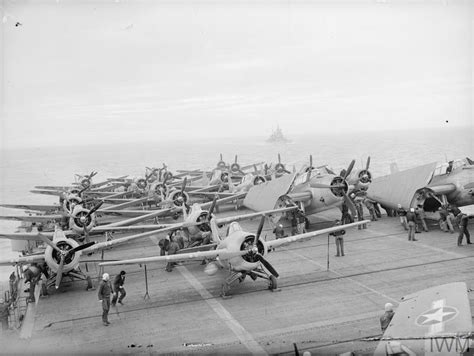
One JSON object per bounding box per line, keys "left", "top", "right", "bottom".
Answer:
{"left": 268, "top": 275, "right": 277, "bottom": 290}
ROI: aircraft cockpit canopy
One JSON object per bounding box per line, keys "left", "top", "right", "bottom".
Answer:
{"left": 294, "top": 166, "right": 324, "bottom": 185}
{"left": 227, "top": 222, "right": 243, "bottom": 235}
{"left": 433, "top": 159, "right": 469, "bottom": 177}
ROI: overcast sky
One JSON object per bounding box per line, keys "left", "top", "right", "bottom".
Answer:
{"left": 0, "top": 0, "right": 472, "bottom": 148}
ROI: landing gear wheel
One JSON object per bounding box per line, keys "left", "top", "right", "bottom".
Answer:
{"left": 268, "top": 275, "right": 277, "bottom": 290}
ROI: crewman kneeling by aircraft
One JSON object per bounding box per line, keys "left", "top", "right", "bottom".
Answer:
{"left": 380, "top": 303, "right": 395, "bottom": 332}
{"left": 363, "top": 198, "right": 378, "bottom": 221}
{"left": 165, "top": 234, "right": 181, "bottom": 272}
{"left": 329, "top": 220, "right": 345, "bottom": 257}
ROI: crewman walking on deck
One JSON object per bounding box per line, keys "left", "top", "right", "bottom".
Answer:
{"left": 406, "top": 208, "right": 417, "bottom": 241}
{"left": 111, "top": 271, "right": 126, "bottom": 306}
{"left": 456, "top": 213, "right": 471, "bottom": 246}
{"left": 98, "top": 273, "right": 113, "bottom": 326}
{"left": 329, "top": 220, "right": 345, "bottom": 257}
{"left": 396, "top": 204, "right": 408, "bottom": 231}
{"left": 380, "top": 303, "right": 395, "bottom": 333}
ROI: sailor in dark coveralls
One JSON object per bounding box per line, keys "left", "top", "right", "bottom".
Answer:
{"left": 380, "top": 303, "right": 395, "bottom": 332}
{"left": 111, "top": 271, "right": 126, "bottom": 306}
{"left": 329, "top": 220, "right": 345, "bottom": 257}
{"left": 98, "top": 273, "right": 112, "bottom": 326}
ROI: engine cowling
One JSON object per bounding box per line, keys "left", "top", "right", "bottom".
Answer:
{"left": 63, "top": 194, "right": 83, "bottom": 213}
{"left": 230, "top": 162, "right": 241, "bottom": 174}
{"left": 69, "top": 206, "right": 96, "bottom": 234}
{"left": 44, "top": 238, "right": 81, "bottom": 274}
{"left": 168, "top": 190, "right": 189, "bottom": 207}
{"left": 135, "top": 177, "right": 148, "bottom": 190}
{"left": 329, "top": 176, "right": 349, "bottom": 197}
{"left": 253, "top": 175, "right": 266, "bottom": 186}
{"left": 80, "top": 178, "right": 91, "bottom": 189}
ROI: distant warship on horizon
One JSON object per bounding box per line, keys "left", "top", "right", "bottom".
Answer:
{"left": 266, "top": 125, "right": 290, "bottom": 143}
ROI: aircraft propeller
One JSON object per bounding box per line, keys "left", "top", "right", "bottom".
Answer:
{"left": 54, "top": 241, "right": 96, "bottom": 289}
{"left": 217, "top": 153, "right": 227, "bottom": 170}
{"left": 275, "top": 153, "right": 291, "bottom": 175}
{"left": 246, "top": 216, "right": 279, "bottom": 278}
{"left": 230, "top": 155, "right": 245, "bottom": 175}
{"left": 172, "top": 177, "right": 188, "bottom": 206}
{"left": 358, "top": 156, "right": 372, "bottom": 184}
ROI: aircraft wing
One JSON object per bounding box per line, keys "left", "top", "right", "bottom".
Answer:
{"left": 0, "top": 204, "right": 61, "bottom": 212}
{"left": 199, "top": 192, "right": 247, "bottom": 210}
{"left": 459, "top": 204, "right": 474, "bottom": 217}
{"left": 265, "top": 220, "right": 370, "bottom": 249}
{"left": 30, "top": 190, "right": 64, "bottom": 197}
{"left": 0, "top": 214, "right": 63, "bottom": 222}
{"left": 214, "top": 206, "right": 297, "bottom": 226}
{"left": 243, "top": 173, "right": 297, "bottom": 211}
{"left": 99, "top": 248, "right": 247, "bottom": 266}
{"left": 366, "top": 162, "right": 437, "bottom": 210}
{"left": 91, "top": 223, "right": 173, "bottom": 232}
{"left": 0, "top": 254, "right": 46, "bottom": 266}
{"left": 0, "top": 232, "right": 52, "bottom": 241}
{"left": 97, "top": 209, "right": 157, "bottom": 217}
{"left": 188, "top": 191, "right": 238, "bottom": 198}
{"left": 374, "top": 282, "right": 472, "bottom": 355}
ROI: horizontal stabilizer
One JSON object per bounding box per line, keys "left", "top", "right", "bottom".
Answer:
{"left": 375, "top": 282, "right": 472, "bottom": 355}
{"left": 244, "top": 173, "right": 296, "bottom": 211}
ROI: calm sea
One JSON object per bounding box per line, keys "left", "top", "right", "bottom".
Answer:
{"left": 0, "top": 127, "right": 473, "bottom": 290}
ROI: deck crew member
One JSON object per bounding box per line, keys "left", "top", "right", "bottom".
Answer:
{"left": 406, "top": 208, "right": 417, "bottom": 241}
{"left": 380, "top": 303, "right": 395, "bottom": 332}
{"left": 0, "top": 298, "right": 9, "bottom": 331}
{"left": 353, "top": 194, "right": 366, "bottom": 230}
{"left": 98, "top": 273, "right": 113, "bottom": 326}
{"left": 416, "top": 205, "right": 428, "bottom": 232}
{"left": 165, "top": 234, "right": 181, "bottom": 272}
{"left": 363, "top": 198, "right": 378, "bottom": 221}
{"left": 329, "top": 220, "right": 345, "bottom": 257}
{"left": 438, "top": 205, "right": 454, "bottom": 233}
{"left": 396, "top": 204, "right": 408, "bottom": 231}
{"left": 111, "top": 271, "right": 126, "bottom": 306}
{"left": 340, "top": 202, "right": 354, "bottom": 224}
{"left": 456, "top": 213, "right": 471, "bottom": 246}
{"left": 273, "top": 224, "right": 286, "bottom": 239}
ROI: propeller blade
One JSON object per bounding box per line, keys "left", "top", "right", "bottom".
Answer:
{"left": 344, "top": 193, "right": 357, "bottom": 217}
{"left": 55, "top": 255, "right": 65, "bottom": 289}
{"left": 257, "top": 254, "right": 279, "bottom": 278}
{"left": 344, "top": 160, "right": 356, "bottom": 179}
{"left": 68, "top": 241, "right": 95, "bottom": 256}
{"left": 78, "top": 185, "right": 89, "bottom": 196}
{"left": 254, "top": 216, "right": 265, "bottom": 246}
{"left": 83, "top": 224, "right": 90, "bottom": 244}
{"left": 38, "top": 234, "right": 62, "bottom": 254}
{"left": 208, "top": 195, "right": 218, "bottom": 216}
{"left": 86, "top": 200, "right": 104, "bottom": 217}
{"left": 181, "top": 177, "right": 187, "bottom": 193}
{"left": 306, "top": 155, "right": 313, "bottom": 182}
{"left": 365, "top": 156, "right": 371, "bottom": 171}
{"left": 220, "top": 153, "right": 223, "bottom": 161}
{"left": 234, "top": 155, "right": 238, "bottom": 163}
{"left": 278, "top": 153, "right": 281, "bottom": 163}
